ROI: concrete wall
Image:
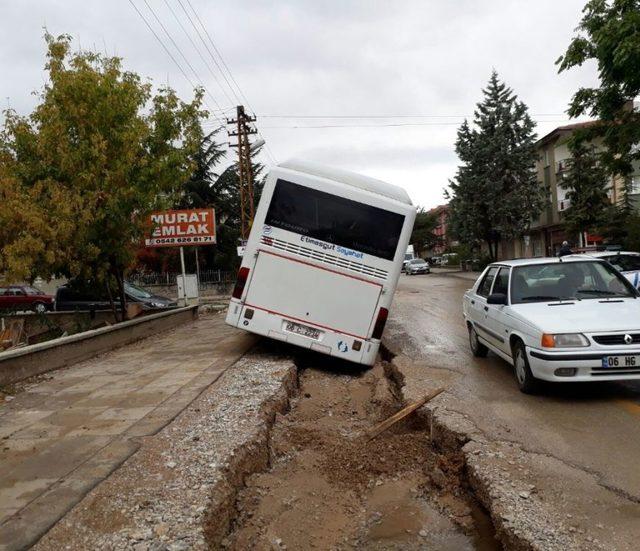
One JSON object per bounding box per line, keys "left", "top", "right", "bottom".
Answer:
{"left": 0, "top": 306, "right": 198, "bottom": 386}
{"left": 3, "top": 310, "right": 123, "bottom": 345}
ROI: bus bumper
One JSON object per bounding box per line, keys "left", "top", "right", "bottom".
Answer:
{"left": 225, "top": 300, "right": 378, "bottom": 366}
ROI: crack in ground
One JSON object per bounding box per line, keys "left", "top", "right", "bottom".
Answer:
{"left": 220, "top": 351, "right": 500, "bottom": 550}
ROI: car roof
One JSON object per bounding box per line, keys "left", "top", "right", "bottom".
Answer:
{"left": 580, "top": 251, "right": 640, "bottom": 258}
{"left": 488, "top": 256, "right": 607, "bottom": 268}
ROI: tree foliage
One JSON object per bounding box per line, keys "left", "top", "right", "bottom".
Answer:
{"left": 0, "top": 34, "right": 205, "bottom": 317}
{"left": 557, "top": 0, "right": 640, "bottom": 178}
{"left": 410, "top": 208, "right": 439, "bottom": 256}
{"left": 560, "top": 141, "right": 611, "bottom": 236}
{"left": 447, "top": 72, "right": 545, "bottom": 260}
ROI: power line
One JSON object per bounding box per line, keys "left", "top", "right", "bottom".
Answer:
{"left": 259, "top": 113, "right": 567, "bottom": 119}
{"left": 175, "top": 0, "right": 239, "bottom": 106}
{"left": 161, "top": 0, "right": 237, "bottom": 110}
{"left": 128, "top": 0, "right": 225, "bottom": 127}
{"left": 213, "top": 119, "right": 572, "bottom": 130}
{"left": 184, "top": 0, "right": 249, "bottom": 107}
{"left": 140, "top": 0, "right": 227, "bottom": 121}
{"left": 182, "top": 0, "right": 277, "bottom": 164}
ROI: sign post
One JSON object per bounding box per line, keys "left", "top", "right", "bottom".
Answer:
{"left": 144, "top": 208, "right": 217, "bottom": 306}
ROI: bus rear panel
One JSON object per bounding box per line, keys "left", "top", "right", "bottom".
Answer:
{"left": 226, "top": 161, "right": 416, "bottom": 366}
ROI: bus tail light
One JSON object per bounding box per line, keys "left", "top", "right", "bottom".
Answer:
{"left": 372, "top": 307, "right": 389, "bottom": 340}
{"left": 232, "top": 267, "right": 250, "bottom": 299}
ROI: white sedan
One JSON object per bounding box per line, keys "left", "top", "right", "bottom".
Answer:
{"left": 582, "top": 251, "right": 640, "bottom": 288}
{"left": 463, "top": 257, "right": 640, "bottom": 393}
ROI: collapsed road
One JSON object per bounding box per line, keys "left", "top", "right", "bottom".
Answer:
{"left": 224, "top": 353, "right": 498, "bottom": 550}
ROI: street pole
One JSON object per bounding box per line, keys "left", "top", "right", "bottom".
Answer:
{"left": 195, "top": 246, "right": 201, "bottom": 292}
{"left": 179, "top": 246, "right": 186, "bottom": 306}
{"left": 228, "top": 106, "right": 258, "bottom": 241}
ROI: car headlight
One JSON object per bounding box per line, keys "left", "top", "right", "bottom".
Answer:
{"left": 150, "top": 301, "right": 165, "bottom": 308}
{"left": 541, "top": 333, "right": 589, "bottom": 348}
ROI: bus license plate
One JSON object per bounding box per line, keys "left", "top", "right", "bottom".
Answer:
{"left": 601, "top": 355, "right": 640, "bottom": 368}
{"left": 284, "top": 321, "right": 322, "bottom": 340}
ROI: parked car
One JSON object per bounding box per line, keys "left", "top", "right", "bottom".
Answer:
{"left": 405, "top": 258, "right": 431, "bottom": 275}
{"left": 463, "top": 257, "right": 640, "bottom": 393}
{"left": 0, "top": 285, "right": 55, "bottom": 313}
{"left": 55, "top": 281, "right": 176, "bottom": 311}
{"left": 580, "top": 251, "right": 640, "bottom": 288}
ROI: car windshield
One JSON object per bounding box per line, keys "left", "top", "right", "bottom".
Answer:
{"left": 601, "top": 254, "right": 640, "bottom": 272}
{"left": 125, "top": 282, "right": 153, "bottom": 299}
{"left": 410, "top": 259, "right": 426, "bottom": 265}
{"left": 511, "top": 261, "right": 637, "bottom": 304}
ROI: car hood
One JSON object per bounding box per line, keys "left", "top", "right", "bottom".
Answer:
{"left": 510, "top": 299, "right": 640, "bottom": 333}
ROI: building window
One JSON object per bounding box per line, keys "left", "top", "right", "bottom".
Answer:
{"left": 543, "top": 149, "right": 549, "bottom": 167}
{"left": 630, "top": 176, "right": 640, "bottom": 195}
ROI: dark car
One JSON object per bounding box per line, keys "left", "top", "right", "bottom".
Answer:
{"left": 0, "top": 285, "right": 55, "bottom": 313}
{"left": 55, "top": 281, "right": 176, "bottom": 311}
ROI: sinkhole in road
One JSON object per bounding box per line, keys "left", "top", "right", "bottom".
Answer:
{"left": 222, "top": 350, "right": 500, "bottom": 550}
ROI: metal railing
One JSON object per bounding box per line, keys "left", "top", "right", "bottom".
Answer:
{"left": 129, "top": 270, "right": 235, "bottom": 288}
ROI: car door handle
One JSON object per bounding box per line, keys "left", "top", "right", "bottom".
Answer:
{"left": 484, "top": 306, "right": 489, "bottom": 312}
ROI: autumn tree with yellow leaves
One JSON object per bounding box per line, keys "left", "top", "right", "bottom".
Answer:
{"left": 0, "top": 34, "right": 206, "bottom": 318}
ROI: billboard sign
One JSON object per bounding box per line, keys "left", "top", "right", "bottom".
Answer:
{"left": 145, "top": 208, "right": 216, "bottom": 248}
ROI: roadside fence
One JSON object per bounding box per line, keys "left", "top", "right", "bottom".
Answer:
{"left": 129, "top": 270, "right": 236, "bottom": 294}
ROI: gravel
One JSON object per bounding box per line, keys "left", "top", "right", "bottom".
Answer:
{"left": 34, "top": 346, "right": 297, "bottom": 551}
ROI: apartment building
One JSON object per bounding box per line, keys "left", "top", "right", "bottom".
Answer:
{"left": 501, "top": 120, "right": 640, "bottom": 259}
{"left": 426, "top": 204, "right": 452, "bottom": 256}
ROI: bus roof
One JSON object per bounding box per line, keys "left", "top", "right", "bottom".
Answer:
{"left": 278, "top": 159, "right": 413, "bottom": 206}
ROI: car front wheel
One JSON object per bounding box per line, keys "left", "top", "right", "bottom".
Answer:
{"left": 34, "top": 302, "right": 47, "bottom": 314}
{"left": 468, "top": 324, "right": 488, "bottom": 357}
{"left": 513, "top": 341, "right": 542, "bottom": 394}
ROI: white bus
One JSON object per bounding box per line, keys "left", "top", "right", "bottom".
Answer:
{"left": 225, "top": 160, "right": 416, "bottom": 365}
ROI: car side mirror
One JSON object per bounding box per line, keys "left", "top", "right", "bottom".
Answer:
{"left": 487, "top": 293, "right": 508, "bottom": 305}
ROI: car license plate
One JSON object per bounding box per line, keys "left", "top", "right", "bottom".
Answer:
{"left": 601, "top": 355, "right": 640, "bottom": 368}
{"left": 284, "top": 320, "right": 322, "bottom": 340}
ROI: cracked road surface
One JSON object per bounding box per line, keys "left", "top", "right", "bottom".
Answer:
{"left": 387, "top": 273, "right": 640, "bottom": 545}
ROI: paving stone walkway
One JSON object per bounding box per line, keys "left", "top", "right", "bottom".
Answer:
{"left": 0, "top": 313, "right": 256, "bottom": 550}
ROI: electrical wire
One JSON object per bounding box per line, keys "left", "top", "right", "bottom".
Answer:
{"left": 202, "top": 119, "right": 572, "bottom": 130}
{"left": 259, "top": 113, "right": 567, "bottom": 119}
{"left": 181, "top": 0, "right": 278, "bottom": 163}
{"left": 140, "top": 0, "right": 227, "bottom": 122}
{"left": 162, "top": 0, "right": 237, "bottom": 112}
{"left": 184, "top": 0, "right": 249, "bottom": 107}
{"left": 128, "top": 0, "right": 225, "bottom": 127}
{"left": 175, "top": 0, "right": 239, "bottom": 106}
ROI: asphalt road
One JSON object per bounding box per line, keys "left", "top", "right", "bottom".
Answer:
{"left": 389, "top": 272, "right": 640, "bottom": 505}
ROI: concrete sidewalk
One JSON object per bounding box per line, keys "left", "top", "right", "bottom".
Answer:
{"left": 0, "top": 313, "right": 256, "bottom": 550}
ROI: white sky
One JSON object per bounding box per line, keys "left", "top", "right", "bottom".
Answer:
{"left": 0, "top": 0, "right": 598, "bottom": 208}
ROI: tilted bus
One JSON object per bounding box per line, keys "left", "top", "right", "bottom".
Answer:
{"left": 226, "top": 160, "right": 416, "bottom": 365}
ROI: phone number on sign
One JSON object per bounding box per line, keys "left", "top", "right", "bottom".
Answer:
{"left": 147, "top": 236, "right": 215, "bottom": 245}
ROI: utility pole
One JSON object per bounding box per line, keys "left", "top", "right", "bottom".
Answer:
{"left": 228, "top": 106, "right": 258, "bottom": 240}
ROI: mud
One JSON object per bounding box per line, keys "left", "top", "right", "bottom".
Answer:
{"left": 223, "top": 351, "right": 500, "bottom": 550}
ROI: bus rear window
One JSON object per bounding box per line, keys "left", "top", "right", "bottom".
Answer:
{"left": 265, "top": 179, "right": 405, "bottom": 261}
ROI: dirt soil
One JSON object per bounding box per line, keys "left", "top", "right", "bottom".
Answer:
{"left": 224, "top": 352, "right": 500, "bottom": 550}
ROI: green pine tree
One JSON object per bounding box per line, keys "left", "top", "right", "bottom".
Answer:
{"left": 560, "top": 140, "right": 610, "bottom": 238}
{"left": 447, "top": 71, "right": 544, "bottom": 260}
